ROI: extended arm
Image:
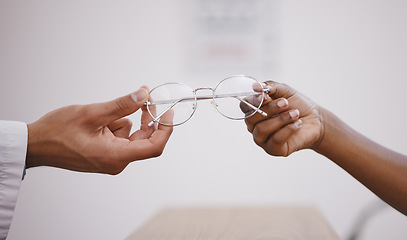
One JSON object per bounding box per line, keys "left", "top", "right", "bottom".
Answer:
{"left": 244, "top": 81, "right": 407, "bottom": 215}
{"left": 315, "top": 109, "right": 407, "bottom": 214}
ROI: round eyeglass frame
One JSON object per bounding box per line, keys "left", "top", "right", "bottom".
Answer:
{"left": 146, "top": 75, "right": 269, "bottom": 127}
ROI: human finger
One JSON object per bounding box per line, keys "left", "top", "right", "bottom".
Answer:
{"left": 119, "top": 109, "right": 174, "bottom": 162}
{"left": 239, "top": 93, "right": 268, "bottom": 116}
{"left": 91, "top": 87, "right": 149, "bottom": 126}
{"left": 155, "top": 108, "right": 174, "bottom": 133}
{"left": 107, "top": 118, "right": 132, "bottom": 138}
{"left": 264, "top": 80, "right": 296, "bottom": 99}
{"left": 245, "top": 98, "right": 290, "bottom": 133}
{"left": 141, "top": 94, "right": 156, "bottom": 130}
{"left": 252, "top": 81, "right": 276, "bottom": 94}
{"left": 144, "top": 108, "right": 174, "bottom": 154}
{"left": 264, "top": 120, "right": 302, "bottom": 156}
{"left": 252, "top": 109, "right": 300, "bottom": 145}
{"left": 240, "top": 83, "right": 274, "bottom": 115}
{"left": 130, "top": 103, "right": 157, "bottom": 140}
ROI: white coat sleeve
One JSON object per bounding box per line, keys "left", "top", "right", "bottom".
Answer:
{"left": 0, "top": 121, "right": 27, "bottom": 240}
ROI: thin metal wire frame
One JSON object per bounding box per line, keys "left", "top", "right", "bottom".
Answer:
{"left": 147, "top": 91, "right": 260, "bottom": 105}
{"left": 145, "top": 76, "right": 270, "bottom": 127}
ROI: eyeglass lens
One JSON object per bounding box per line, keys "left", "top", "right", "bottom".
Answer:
{"left": 147, "top": 83, "right": 196, "bottom": 126}
{"left": 213, "top": 76, "right": 264, "bottom": 120}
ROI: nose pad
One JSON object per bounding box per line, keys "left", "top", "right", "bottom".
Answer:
{"left": 211, "top": 100, "right": 218, "bottom": 107}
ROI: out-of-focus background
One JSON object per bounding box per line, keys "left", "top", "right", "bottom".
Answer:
{"left": 1, "top": 0, "right": 407, "bottom": 239}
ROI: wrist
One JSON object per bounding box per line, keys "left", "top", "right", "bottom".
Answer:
{"left": 25, "top": 122, "right": 51, "bottom": 168}
{"left": 311, "top": 107, "right": 356, "bottom": 161}
{"left": 25, "top": 123, "right": 40, "bottom": 168}
{"left": 311, "top": 107, "right": 339, "bottom": 155}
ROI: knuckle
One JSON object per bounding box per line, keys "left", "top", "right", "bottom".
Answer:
{"left": 264, "top": 148, "right": 276, "bottom": 156}
{"left": 264, "top": 144, "right": 285, "bottom": 157}
{"left": 279, "top": 83, "right": 296, "bottom": 98}
{"left": 97, "top": 156, "right": 125, "bottom": 175}
{"left": 279, "top": 112, "right": 291, "bottom": 124}
{"left": 263, "top": 144, "right": 279, "bottom": 156}
{"left": 51, "top": 105, "right": 83, "bottom": 122}
{"left": 78, "top": 104, "right": 99, "bottom": 122}
{"left": 252, "top": 128, "right": 265, "bottom": 146}
{"left": 278, "top": 113, "right": 286, "bottom": 123}
{"left": 266, "top": 101, "right": 280, "bottom": 115}
{"left": 105, "top": 163, "right": 124, "bottom": 175}
{"left": 107, "top": 168, "right": 122, "bottom": 175}
{"left": 115, "top": 99, "right": 127, "bottom": 113}
{"left": 280, "top": 83, "right": 290, "bottom": 90}
{"left": 65, "top": 104, "right": 85, "bottom": 117}
{"left": 281, "top": 149, "right": 290, "bottom": 157}
{"left": 270, "top": 135, "right": 283, "bottom": 145}
{"left": 244, "top": 120, "right": 254, "bottom": 133}
{"left": 85, "top": 150, "right": 127, "bottom": 175}
{"left": 151, "top": 147, "right": 164, "bottom": 158}
{"left": 253, "top": 135, "right": 262, "bottom": 147}
{"left": 65, "top": 104, "right": 82, "bottom": 112}
{"left": 78, "top": 104, "right": 91, "bottom": 115}
{"left": 253, "top": 123, "right": 267, "bottom": 138}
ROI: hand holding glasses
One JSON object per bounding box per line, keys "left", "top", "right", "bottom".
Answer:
{"left": 145, "top": 75, "right": 270, "bottom": 127}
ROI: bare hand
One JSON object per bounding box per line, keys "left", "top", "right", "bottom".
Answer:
{"left": 245, "top": 81, "right": 324, "bottom": 156}
{"left": 26, "top": 87, "right": 173, "bottom": 175}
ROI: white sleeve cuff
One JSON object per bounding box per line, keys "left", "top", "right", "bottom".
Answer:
{"left": 0, "top": 121, "right": 28, "bottom": 240}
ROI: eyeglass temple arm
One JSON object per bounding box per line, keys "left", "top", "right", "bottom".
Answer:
{"left": 145, "top": 90, "right": 269, "bottom": 105}
{"left": 146, "top": 99, "right": 183, "bottom": 127}
{"left": 234, "top": 96, "right": 268, "bottom": 117}
{"left": 215, "top": 88, "right": 269, "bottom": 117}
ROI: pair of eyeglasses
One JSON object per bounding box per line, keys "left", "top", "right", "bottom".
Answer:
{"left": 145, "top": 75, "right": 270, "bottom": 127}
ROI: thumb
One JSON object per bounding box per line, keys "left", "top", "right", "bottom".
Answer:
{"left": 94, "top": 87, "right": 149, "bottom": 125}
{"left": 265, "top": 80, "right": 297, "bottom": 99}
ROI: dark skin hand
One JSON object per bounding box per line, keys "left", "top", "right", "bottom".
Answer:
{"left": 245, "top": 82, "right": 322, "bottom": 157}
{"left": 245, "top": 81, "right": 407, "bottom": 215}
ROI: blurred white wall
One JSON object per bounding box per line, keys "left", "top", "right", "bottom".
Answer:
{"left": 1, "top": 1, "right": 406, "bottom": 239}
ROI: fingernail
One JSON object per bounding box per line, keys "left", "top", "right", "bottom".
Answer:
{"left": 277, "top": 99, "right": 288, "bottom": 108}
{"left": 131, "top": 89, "right": 148, "bottom": 102}
{"left": 294, "top": 119, "right": 302, "bottom": 128}
{"left": 289, "top": 109, "right": 299, "bottom": 118}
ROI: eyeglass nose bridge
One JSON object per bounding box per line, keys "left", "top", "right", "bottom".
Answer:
{"left": 193, "top": 87, "right": 215, "bottom": 93}
{"left": 193, "top": 87, "right": 216, "bottom": 99}
{"left": 193, "top": 87, "right": 217, "bottom": 104}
